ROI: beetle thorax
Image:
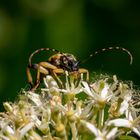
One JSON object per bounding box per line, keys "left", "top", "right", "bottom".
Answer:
{"left": 48, "top": 53, "right": 79, "bottom": 72}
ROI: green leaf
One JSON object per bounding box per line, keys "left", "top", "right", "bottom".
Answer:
{"left": 118, "top": 135, "right": 138, "bottom": 140}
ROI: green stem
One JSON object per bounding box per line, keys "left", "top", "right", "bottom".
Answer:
{"left": 98, "top": 109, "right": 104, "bottom": 129}
{"left": 70, "top": 122, "right": 77, "bottom": 140}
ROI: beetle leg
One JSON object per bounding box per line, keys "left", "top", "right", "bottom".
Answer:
{"left": 26, "top": 66, "right": 33, "bottom": 86}
{"left": 37, "top": 62, "right": 64, "bottom": 87}
{"left": 27, "top": 63, "right": 49, "bottom": 91}
{"left": 27, "top": 62, "right": 64, "bottom": 90}
{"left": 36, "top": 64, "right": 49, "bottom": 89}
{"left": 39, "top": 62, "right": 57, "bottom": 69}
{"left": 78, "top": 68, "right": 89, "bottom": 81}
{"left": 35, "top": 62, "right": 59, "bottom": 90}
{"left": 52, "top": 68, "right": 64, "bottom": 87}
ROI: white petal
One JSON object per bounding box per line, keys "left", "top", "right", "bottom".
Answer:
{"left": 80, "top": 120, "right": 99, "bottom": 136}
{"left": 132, "top": 127, "right": 140, "bottom": 137}
{"left": 100, "top": 84, "right": 109, "bottom": 99}
{"left": 106, "top": 127, "right": 118, "bottom": 139}
{"left": 5, "top": 126, "right": 14, "bottom": 135}
{"left": 73, "top": 87, "right": 83, "bottom": 94}
{"left": 107, "top": 119, "right": 131, "bottom": 128}
{"left": 125, "top": 109, "right": 134, "bottom": 121}
{"left": 20, "top": 122, "right": 34, "bottom": 138}
{"left": 95, "top": 137, "right": 104, "bottom": 140}
{"left": 119, "top": 100, "right": 129, "bottom": 115}
{"left": 27, "top": 92, "right": 42, "bottom": 106}
{"left": 0, "top": 135, "right": 9, "bottom": 140}
{"left": 82, "top": 82, "right": 94, "bottom": 97}
{"left": 31, "top": 115, "right": 41, "bottom": 126}
{"left": 44, "top": 75, "right": 59, "bottom": 88}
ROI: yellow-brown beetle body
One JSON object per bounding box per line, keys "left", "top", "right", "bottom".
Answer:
{"left": 27, "top": 47, "right": 132, "bottom": 91}
{"left": 27, "top": 48, "right": 89, "bottom": 90}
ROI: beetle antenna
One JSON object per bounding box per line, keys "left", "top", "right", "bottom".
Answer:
{"left": 28, "top": 48, "right": 61, "bottom": 66}
{"left": 81, "top": 47, "right": 133, "bottom": 65}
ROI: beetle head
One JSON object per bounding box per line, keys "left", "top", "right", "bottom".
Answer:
{"left": 60, "top": 54, "right": 79, "bottom": 72}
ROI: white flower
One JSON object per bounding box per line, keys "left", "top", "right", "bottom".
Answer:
{"left": 107, "top": 112, "right": 140, "bottom": 137}
{"left": 80, "top": 120, "right": 118, "bottom": 140}
{"left": 26, "top": 92, "right": 42, "bottom": 106}
{"left": 82, "top": 80, "right": 113, "bottom": 105}
{"left": 19, "top": 122, "right": 34, "bottom": 138}
{"left": 126, "top": 110, "right": 140, "bottom": 137}
{"left": 119, "top": 94, "right": 131, "bottom": 115}
{"left": 0, "top": 73, "right": 138, "bottom": 140}
{"left": 42, "top": 74, "right": 83, "bottom": 95}
{"left": 42, "top": 75, "right": 60, "bottom": 95}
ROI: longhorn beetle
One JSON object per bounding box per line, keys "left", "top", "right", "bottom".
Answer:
{"left": 26, "top": 47, "right": 133, "bottom": 90}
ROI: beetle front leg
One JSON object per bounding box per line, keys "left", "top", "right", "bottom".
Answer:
{"left": 78, "top": 68, "right": 89, "bottom": 81}
{"left": 52, "top": 68, "right": 64, "bottom": 88}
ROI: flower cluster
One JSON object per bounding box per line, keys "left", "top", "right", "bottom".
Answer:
{"left": 0, "top": 74, "right": 140, "bottom": 140}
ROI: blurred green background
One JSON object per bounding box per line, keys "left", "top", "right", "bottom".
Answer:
{"left": 0, "top": 0, "right": 140, "bottom": 110}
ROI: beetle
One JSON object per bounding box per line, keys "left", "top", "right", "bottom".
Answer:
{"left": 26, "top": 47, "right": 133, "bottom": 90}
{"left": 27, "top": 48, "right": 89, "bottom": 90}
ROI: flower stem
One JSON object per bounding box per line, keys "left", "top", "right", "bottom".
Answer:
{"left": 98, "top": 109, "right": 104, "bottom": 129}
{"left": 70, "top": 122, "right": 77, "bottom": 140}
